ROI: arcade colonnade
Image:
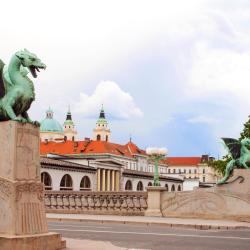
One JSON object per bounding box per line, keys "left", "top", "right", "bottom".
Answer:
{"left": 97, "top": 169, "right": 120, "bottom": 191}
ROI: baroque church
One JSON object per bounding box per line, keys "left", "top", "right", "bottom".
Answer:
{"left": 40, "top": 107, "right": 77, "bottom": 142}
{"left": 39, "top": 106, "right": 219, "bottom": 192}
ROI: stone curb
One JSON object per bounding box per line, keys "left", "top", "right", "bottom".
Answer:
{"left": 47, "top": 217, "right": 250, "bottom": 230}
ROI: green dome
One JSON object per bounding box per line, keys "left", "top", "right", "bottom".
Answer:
{"left": 40, "top": 108, "right": 63, "bottom": 133}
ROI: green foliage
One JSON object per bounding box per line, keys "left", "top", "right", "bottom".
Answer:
{"left": 239, "top": 115, "right": 250, "bottom": 141}
{"left": 209, "top": 155, "right": 231, "bottom": 176}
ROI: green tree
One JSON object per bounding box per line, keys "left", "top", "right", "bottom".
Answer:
{"left": 239, "top": 115, "right": 250, "bottom": 141}
{"left": 209, "top": 155, "right": 230, "bottom": 176}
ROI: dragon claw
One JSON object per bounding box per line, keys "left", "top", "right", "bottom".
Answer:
{"left": 31, "top": 120, "right": 40, "bottom": 127}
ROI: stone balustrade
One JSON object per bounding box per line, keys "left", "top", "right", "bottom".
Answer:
{"left": 45, "top": 191, "right": 148, "bottom": 215}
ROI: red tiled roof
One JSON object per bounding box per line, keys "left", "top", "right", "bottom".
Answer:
{"left": 40, "top": 140, "right": 146, "bottom": 158}
{"left": 163, "top": 157, "right": 201, "bottom": 166}
{"left": 40, "top": 140, "right": 201, "bottom": 165}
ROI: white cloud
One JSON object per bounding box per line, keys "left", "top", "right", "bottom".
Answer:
{"left": 187, "top": 115, "right": 218, "bottom": 124}
{"left": 73, "top": 81, "right": 143, "bottom": 119}
{"left": 187, "top": 42, "right": 250, "bottom": 102}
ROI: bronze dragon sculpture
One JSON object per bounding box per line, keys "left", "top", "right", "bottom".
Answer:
{"left": 0, "top": 49, "right": 46, "bottom": 126}
{"left": 217, "top": 137, "right": 250, "bottom": 184}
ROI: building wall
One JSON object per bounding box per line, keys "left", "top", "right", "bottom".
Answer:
{"left": 40, "top": 132, "right": 64, "bottom": 142}
{"left": 41, "top": 164, "right": 183, "bottom": 192}
{"left": 123, "top": 176, "right": 182, "bottom": 192}
{"left": 166, "top": 164, "right": 219, "bottom": 183}
{"left": 41, "top": 167, "right": 96, "bottom": 191}
{"left": 183, "top": 178, "right": 200, "bottom": 191}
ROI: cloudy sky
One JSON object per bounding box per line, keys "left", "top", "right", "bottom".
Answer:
{"left": 1, "top": 0, "right": 250, "bottom": 156}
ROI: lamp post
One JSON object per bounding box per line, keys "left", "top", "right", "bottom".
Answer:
{"left": 146, "top": 147, "right": 168, "bottom": 186}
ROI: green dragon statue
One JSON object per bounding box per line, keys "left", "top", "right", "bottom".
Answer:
{"left": 0, "top": 49, "right": 46, "bottom": 126}
{"left": 217, "top": 137, "right": 250, "bottom": 185}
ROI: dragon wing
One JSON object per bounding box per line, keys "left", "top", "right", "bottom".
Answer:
{"left": 0, "top": 59, "right": 5, "bottom": 98}
{"left": 221, "top": 138, "right": 241, "bottom": 159}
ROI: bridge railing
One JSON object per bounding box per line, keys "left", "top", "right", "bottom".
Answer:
{"left": 44, "top": 191, "right": 148, "bottom": 216}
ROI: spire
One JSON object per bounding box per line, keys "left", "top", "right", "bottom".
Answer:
{"left": 66, "top": 105, "right": 72, "bottom": 121}
{"left": 46, "top": 107, "right": 53, "bottom": 119}
{"left": 99, "top": 104, "right": 105, "bottom": 119}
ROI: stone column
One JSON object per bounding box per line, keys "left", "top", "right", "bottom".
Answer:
{"left": 145, "top": 186, "right": 166, "bottom": 217}
{"left": 97, "top": 168, "right": 101, "bottom": 191}
{"left": 111, "top": 170, "right": 115, "bottom": 191}
{"left": 107, "top": 170, "right": 111, "bottom": 191}
{"left": 0, "top": 121, "right": 64, "bottom": 249}
{"left": 115, "top": 171, "right": 120, "bottom": 191}
{"left": 102, "top": 169, "right": 106, "bottom": 192}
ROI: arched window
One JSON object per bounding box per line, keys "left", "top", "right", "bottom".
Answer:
{"left": 148, "top": 182, "right": 152, "bottom": 186}
{"left": 80, "top": 176, "right": 91, "bottom": 190}
{"left": 177, "top": 185, "right": 181, "bottom": 191}
{"left": 137, "top": 181, "right": 143, "bottom": 191}
{"left": 125, "top": 180, "right": 133, "bottom": 190}
{"left": 41, "top": 172, "right": 52, "bottom": 190}
{"left": 171, "top": 184, "right": 175, "bottom": 192}
{"left": 97, "top": 134, "right": 101, "bottom": 141}
{"left": 60, "top": 174, "right": 73, "bottom": 190}
{"left": 165, "top": 183, "right": 169, "bottom": 191}
{"left": 106, "top": 135, "right": 108, "bottom": 142}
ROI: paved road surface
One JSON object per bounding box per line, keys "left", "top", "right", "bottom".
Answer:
{"left": 48, "top": 221, "right": 250, "bottom": 250}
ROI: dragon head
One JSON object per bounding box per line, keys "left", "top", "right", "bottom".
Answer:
{"left": 15, "top": 49, "right": 46, "bottom": 78}
{"left": 241, "top": 138, "right": 250, "bottom": 146}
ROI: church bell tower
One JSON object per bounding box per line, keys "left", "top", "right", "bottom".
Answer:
{"left": 92, "top": 105, "right": 111, "bottom": 142}
{"left": 63, "top": 107, "right": 77, "bottom": 141}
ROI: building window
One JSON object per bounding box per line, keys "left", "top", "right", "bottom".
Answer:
{"left": 177, "top": 185, "right": 181, "bottom": 191}
{"left": 106, "top": 135, "right": 108, "bottom": 142}
{"left": 184, "top": 169, "right": 186, "bottom": 174}
{"left": 148, "top": 182, "right": 152, "bottom": 186}
{"left": 168, "top": 169, "right": 170, "bottom": 173}
{"left": 80, "top": 176, "right": 91, "bottom": 190}
{"left": 178, "top": 169, "right": 181, "bottom": 174}
{"left": 97, "top": 134, "right": 101, "bottom": 141}
{"left": 194, "top": 169, "right": 197, "bottom": 174}
{"left": 60, "top": 174, "right": 73, "bottom": 190}
{"left": 165, "top": 184, "right": 169, "bottom": 191}
{"left": 189, "top": 169, "right": 191, "bottom": 174}
{"left": 125, "top": 180, "right": 133, "bottom": 190}
{"left": 173, "top": 169, "right": 176, "bottom": 174}
{"left": 41, "top": 172, "right": 52, "bottom": 190}
{"left": 203, "top": 176, "right": 206, "bottom": 182}
{"left": 203, "top": 169, "right": 205, "bottom": 174}
{"left": 171, "top": 184, "right": 175, "bottom": 192}
{"left": 137, "top": 181, "right": 143, "bottom": 191}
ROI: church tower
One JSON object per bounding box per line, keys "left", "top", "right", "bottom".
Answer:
{"left": 63, "top": 107, "right": 77, "bottom": 141}
{"left": 93, "top": 105, "right": 111, "bottom": 142}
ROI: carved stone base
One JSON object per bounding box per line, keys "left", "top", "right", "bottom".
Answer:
{"left": 0, "top": 121, "right": 65, "bottom": 249}
{"left": 0, "top": 177, "right": 48, "bottom": 235}
{"left": 145, "top": 187, "right": 166, "bottom": 217}
{"left": 161, "top": 169, "right": 250, "bottom": 221}
{"left": 0, "top": 232, "right": 66, "bottom": 250}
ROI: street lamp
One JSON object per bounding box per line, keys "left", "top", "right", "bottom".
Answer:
{"left": 146, "top": 147, "right": 168, "bottom": 186}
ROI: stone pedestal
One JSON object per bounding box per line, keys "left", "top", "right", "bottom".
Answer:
{"left": 0, "top": 121, "right": 65, "bottom": 250}
{"left": 145, "top": 186, "right": 166, "bottom": 217}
